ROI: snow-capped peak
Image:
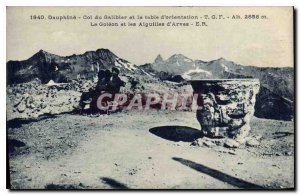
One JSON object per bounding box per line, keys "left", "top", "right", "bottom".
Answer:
{"left": 115, "top": 58, "right": 137, "bottom": 71}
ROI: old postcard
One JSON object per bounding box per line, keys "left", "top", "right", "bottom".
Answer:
{"left": 6, "top": 6, "right": 294, "bottom": 190}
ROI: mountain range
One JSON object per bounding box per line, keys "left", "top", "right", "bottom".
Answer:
{"left": 7, "top": 49, "right": 294, "bottom": 121}
{"left": 7, "top": 49, "right": 137, "bottom": 84}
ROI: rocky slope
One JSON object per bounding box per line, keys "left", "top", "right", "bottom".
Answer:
{"left": 6, "top": 71, "right": 191, "bottom": 120}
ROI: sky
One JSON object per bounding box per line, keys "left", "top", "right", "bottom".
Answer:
{"left": 6, "top": 6, "right": 293, "bottom": 67}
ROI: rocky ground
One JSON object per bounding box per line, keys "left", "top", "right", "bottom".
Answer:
{"left": 6, "top": 74, "right": 192, "bottom": 121}
{"left": 8, "top": 110, "right": 294, "bottom": 189}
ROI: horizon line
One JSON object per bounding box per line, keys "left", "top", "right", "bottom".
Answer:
{"left": 6, "top": 48, "right": 294, "bottom": 68}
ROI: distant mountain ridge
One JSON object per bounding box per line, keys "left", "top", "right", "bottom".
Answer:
{"left": 7, "top": 49, "right": 294, "bottom": 121}
{"left": 139, "top": 54, "right": 294, "bottom": 121}
{"left": 7, "top": 49, "right": 137, "bottom": 84}
{"left": 140, "top": 54, "right": 293, "bottom": 99}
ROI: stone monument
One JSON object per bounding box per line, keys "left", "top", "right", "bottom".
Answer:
{"left": 190, "top": 79, "right": 260, "bottom": 143}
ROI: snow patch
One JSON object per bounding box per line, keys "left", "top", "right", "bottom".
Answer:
{"left": 115, "top": 58, "right": 137, "bottom": 71}
{"left": 184, "top": 58, "right": 193, "bottom": 62}
{"left": 221, "top": 63, "right": 229, "bottom": 71}
{"left": 182, "top": 68, "right": 212, "bottom": 80}
{"left": 115, "top": 61, "right": 123, "bottom": 68}
{"left": 46, "top": 80, "right": 60, "bottom": 86}
{"left": 140, "top": 69, "right": 153, "bottom": 77}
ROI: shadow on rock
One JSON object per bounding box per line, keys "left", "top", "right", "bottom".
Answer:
{"left": 172, "top": 157, "right": 264, "bottom": 189}
{"left": 7, "top": 114, "right": 58, "bottom": 129}
{"left": 8, "top": 139, "right": 26, "bottom": 154}
{"left": 149, "top": 126, "right": 203, "bottom": 142}
{"left": 45, "top": 183, "right": 86, "bottom": 189}
{"left": 100, "top": 177, "right": 129, "bottom": 189}
{"left": 273, "top": 131, "right": 294, "bottom": 139}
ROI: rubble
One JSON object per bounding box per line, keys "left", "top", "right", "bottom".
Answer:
{"left": 224, "top": 139, "right": 240, "bottom": 148}
{"left": 191, "top": 135, "right": 263, "bottom": 149}
{"left": 7, "top": 72, "right": 193, "bottom": 120}
{"left": 7, "top": 79, "right": 83, "bottom": 120}
{"left": 245, "top": 137, "right": 260, "bottom": 147}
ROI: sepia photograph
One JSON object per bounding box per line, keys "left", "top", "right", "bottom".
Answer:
{"left": 6, "top": 6, "right": 295, "bottom": 190}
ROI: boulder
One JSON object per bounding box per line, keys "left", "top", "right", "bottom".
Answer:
{"left": 17, "top": 102, "right": 26, "bottom": 113}
{"left": 224, "top": 139, "right": 240, "bottom": 148}
{"left": 246, "top": 138, "right": 260, "bottom": 147}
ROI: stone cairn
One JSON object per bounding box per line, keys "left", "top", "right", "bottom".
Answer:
{"left": 191, "top": 79, "right": 260, "bottom": 145}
